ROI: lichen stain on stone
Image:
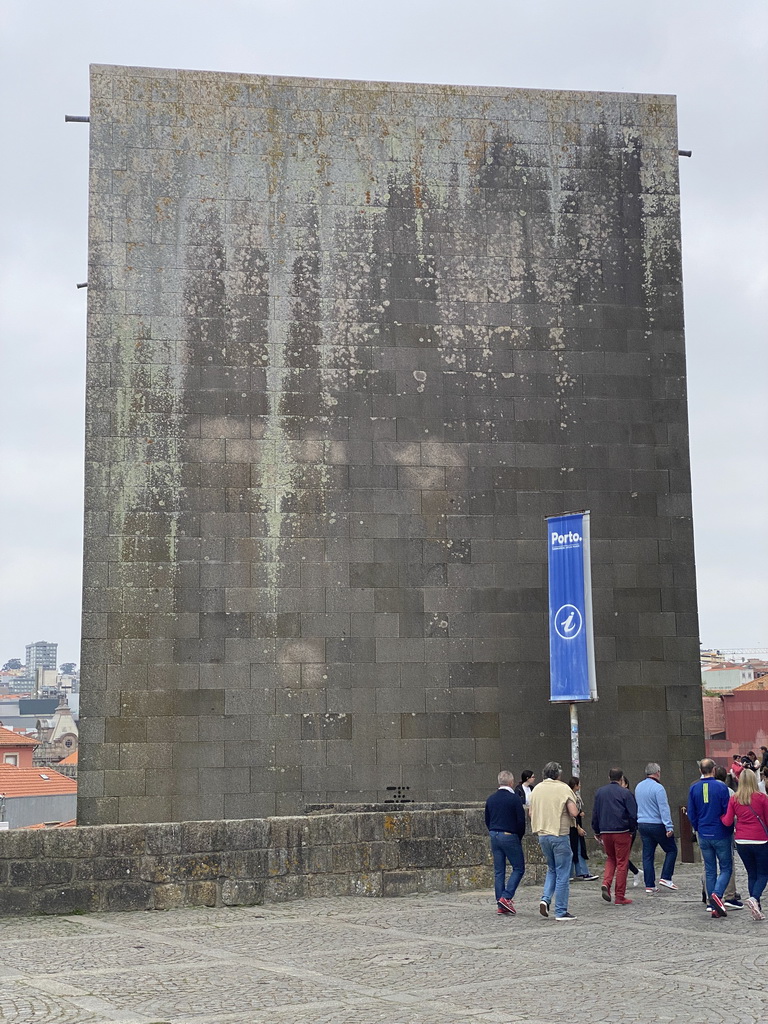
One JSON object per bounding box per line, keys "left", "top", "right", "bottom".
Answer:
{"left": 384, "top": 814, "right": 412, "bottom": 838}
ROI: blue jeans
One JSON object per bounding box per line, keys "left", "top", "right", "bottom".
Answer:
{"left": 639, "top": 823, "right": 677, "bottom": 887}
{"left": 489, "top": 832, "right": 525, "bottom": 900}
{"left": 539, "top": 834, "right": 572, "bottom": 917}
{"left": 699, "top": 836, "right": 733, "bottom": 899}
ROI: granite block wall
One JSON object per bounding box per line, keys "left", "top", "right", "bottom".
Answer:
{"left": 0, "top": 807, "right": 503, "bottom": 915}
{"left": 80, "top": 65, "right": 702, "bottom": 825}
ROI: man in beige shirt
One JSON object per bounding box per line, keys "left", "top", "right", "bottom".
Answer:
{"left": 529, "top": 760, "right": 579, "bottom": 921}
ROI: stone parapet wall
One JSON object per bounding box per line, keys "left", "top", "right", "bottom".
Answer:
{"left": 0, "top": 806, "right": 559, "bottom": 916}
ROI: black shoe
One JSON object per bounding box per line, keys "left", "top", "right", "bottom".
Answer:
{"left": 601, "top": 884, "right": 612, "bottom": 903}
{"left": 539, "top": 899, "right": 550, "bottom": 918}
{"left": 555, "top": 911, "right": 577, "bottom": 921}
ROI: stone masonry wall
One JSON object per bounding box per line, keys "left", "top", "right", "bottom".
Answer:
{"left": 81, "top": 65, "right": 702, "bottom": 825}
{"left": 0, "top": 806, "right": 526, "bottom": 916}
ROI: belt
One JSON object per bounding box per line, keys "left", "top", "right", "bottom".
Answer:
{"left": 490, "top": 831, "right": 513, "bottom": 834}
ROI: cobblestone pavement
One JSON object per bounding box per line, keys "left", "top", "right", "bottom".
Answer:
{"left": 0, "top": 863, "right": 764, "bottom": 1024}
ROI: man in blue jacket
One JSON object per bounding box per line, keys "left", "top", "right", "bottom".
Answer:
{"left": 485, "top": 770, "right": 526, "bottom": 915}
{"left": 687, "top": 758, "right": 733, "bottom": 917}
{"left": 592, "top": 768, "right": 638, "bottom": 905}
{"left": 635, "top": 762, "right": 677, "bottom": 893}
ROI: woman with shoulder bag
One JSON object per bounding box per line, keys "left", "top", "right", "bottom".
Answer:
{"left": 721, "top": 768, "right": 768, "bottom": 920}
{"left": 568, "top": 777, "right": 598, "bottom": 881}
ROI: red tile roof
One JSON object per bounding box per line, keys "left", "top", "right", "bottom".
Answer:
{"left": 0, "top": 766, "right": 77, "bottom": 797}
{"left": 58, "top": 751, "right": 78, "bottom": 764}
{"left": 732, "top": 678, "right": 768, "bottom": 692}
{"left": 0, "top": 726, "right": 38, "bottom": 747}
{"left": 21, "top": 819, "right": 77, "bottom": 830}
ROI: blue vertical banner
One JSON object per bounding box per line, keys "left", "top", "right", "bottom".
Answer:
{"left": 547, "top": 511, "right": 597, "bottom": 703}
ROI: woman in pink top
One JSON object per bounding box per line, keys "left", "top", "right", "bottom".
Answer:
{"left": 721, "top": 769, "right": 768, "bottom": 920}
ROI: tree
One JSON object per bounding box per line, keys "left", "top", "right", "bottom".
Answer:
{"left": 2, "top": 659, "right": 22, "bottom": 671}
{"left": 59, "top": 662, "right": 76, "bottom": 675}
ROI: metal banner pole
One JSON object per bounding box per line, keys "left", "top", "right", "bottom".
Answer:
{"left": 570, "top": 702, "right": 580, "bottom": 779}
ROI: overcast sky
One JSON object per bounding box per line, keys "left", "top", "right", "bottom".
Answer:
{"left": 0, "top": 0, "right": 766, "bottom": 666}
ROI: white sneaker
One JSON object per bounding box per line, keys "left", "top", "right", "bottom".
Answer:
{"left": 658, "top": 879, "right": 678, "bottom": 891}
{"left": 746, "top": 897, "right": 765, "bottom": 921}
{"left": 632, "top": 874, "right": 639, "bottom": 887}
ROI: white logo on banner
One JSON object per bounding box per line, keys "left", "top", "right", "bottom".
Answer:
{"left": 551, "top": 530, "right": 581, "bottom": 546}
{"left": 554, "top": 604, "right": 583, "bottom": 640}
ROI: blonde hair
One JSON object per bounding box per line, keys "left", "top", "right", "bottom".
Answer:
{"left": 736, "top": 768, "right": 758, "bottom": 805}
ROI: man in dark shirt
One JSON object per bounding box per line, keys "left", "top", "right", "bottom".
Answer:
{"left": 485, "top": 770, "right": 526, "bottom": 914}
{"left": 687, "top": 758, "right": 734, "bottom": 917}
{"left": 592, "top": 767, "right": 638, "bottom": 906}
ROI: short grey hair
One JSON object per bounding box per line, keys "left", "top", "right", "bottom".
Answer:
{"left": 645, "top": 762, "right": 661, "bottom": 776}
{"left": 542, "top": 761, "right": 562, "bottom": 780}
{"left": 498, "top": 770, "right": 515, "bottom": 787}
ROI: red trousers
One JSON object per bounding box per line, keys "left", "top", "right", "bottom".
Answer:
{"left": 602, "top": 832, "right": 633, "bottom": 899}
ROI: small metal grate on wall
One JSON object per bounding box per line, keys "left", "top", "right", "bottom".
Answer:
{"left": 384, "top": 786, "right": 412, "bottom": 805}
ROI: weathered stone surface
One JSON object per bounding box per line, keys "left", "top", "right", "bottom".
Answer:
{"left": 81, "top": 65, "right": 701, "bottom": 825}
{"left": 186, "top": 881, "right": 218, "bottom": 907}
{"left": 104, "top": 881, "right": 153, "bottom": 911}
{"left": 0, "top": 887, "right": 42, "bottom": 915}
{"left": 151, "top": 882, "right": 187, "bottom": 910}
{"left": 0, "top": 811, "right": 505, "bottom": 917}
{"left": 220, "top": 878, "right": 263, "bottom": 906}
{"left": 0, "top": 807, "right": 615, "bottom": 916}
{"left": 9, "top": 859, "right": 73, "bottom": 887}
{"left": 39, "top": 884, "right": 102, "bottom": 916}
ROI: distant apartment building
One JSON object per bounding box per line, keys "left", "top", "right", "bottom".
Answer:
{"left": 3, "top": 678, "right": 35, "bottom": 696}
{"left": 743, "top": 659, "right": 768, "bottom": 680}
{"left": 701, "top": 664, "right": 755, "bottom": 692}
{"left": 700, "top": 649, "right": 725, "bottom": 669}
{"left": 25, "top": 641, "right": 58, "bottom": 675}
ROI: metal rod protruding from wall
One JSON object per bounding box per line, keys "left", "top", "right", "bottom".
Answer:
{"left": 65, "top": 115, "right": 90, "bottom": 123}
{"left": 678, "top": 150, "right": 692, "bottom": 157}
{"left": 76, "top": 282, "right": 88, "bottom": 289}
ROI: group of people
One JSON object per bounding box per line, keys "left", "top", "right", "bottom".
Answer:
{"left": 485, "top": 760, "right": 600, "bottom": 922}
{"left": 688, "top": 757, "right": 768, "bottom": 920}
{"left": 485, "top": 756, "right": 768, "bottom": 922}
{"left": 728, "top": 748, "right": 768, "bottom": 795}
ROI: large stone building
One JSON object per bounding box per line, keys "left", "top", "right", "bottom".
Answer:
{"left": 79, "top": 65, "right": 703, "bottom": 825}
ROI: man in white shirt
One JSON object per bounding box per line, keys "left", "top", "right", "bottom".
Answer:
{"left": 529, "top": 761, "right": 579, "bottom": 921}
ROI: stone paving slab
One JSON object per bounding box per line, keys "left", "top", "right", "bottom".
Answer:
{"left": 0, "top": 863, "right": 764, "bottom": 1024}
